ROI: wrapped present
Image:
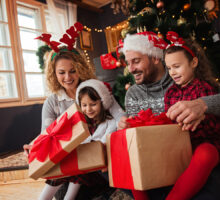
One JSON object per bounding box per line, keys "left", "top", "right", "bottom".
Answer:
{"left": 28, "top": 103, "right": 90, "bottom": 180}
{"left": 42, "top": 141, "right": 106, "bottom": 179}
{"left": 106, "top": 110, "right": 192, "bottom": 190}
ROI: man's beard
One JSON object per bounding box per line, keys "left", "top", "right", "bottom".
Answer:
{"left": 133, "top": 67, "right": 158, "bottom": 85}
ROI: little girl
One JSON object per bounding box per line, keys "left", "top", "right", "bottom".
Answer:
{"left": 38, "top": 79, "right": 124, "bottom": 200}
{"left": 163, "top": 31, "right": 220, "bottom": 200}
{"left": 76, "top": 79, "right": 119, "bottom": 144}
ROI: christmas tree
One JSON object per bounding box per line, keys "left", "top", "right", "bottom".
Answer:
{"left": 113, "top": 0, "right": 220, "bottom": 108}
{"left": 125, "top": 0, "right": 220, "bottom": 77}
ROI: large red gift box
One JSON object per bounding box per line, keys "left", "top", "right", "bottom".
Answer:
{"left": 42, "top": 141, "right": 106, "bottom": 179}
{"left": 28, "top": 103, "right": 90, "bottom": 180}
{"left": 106, "top": 110, "right": 192, "bottom": 190}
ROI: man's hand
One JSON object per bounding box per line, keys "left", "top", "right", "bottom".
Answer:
{"left": 117, "top": 116, "right": 130, "bottom": 130}
{"left": 167, "top": 99, "right": 207, "bottom": 126}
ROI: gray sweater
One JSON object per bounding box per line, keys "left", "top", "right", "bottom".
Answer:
{"left": 125, "top": 69, "right": 220, "bottom": 116}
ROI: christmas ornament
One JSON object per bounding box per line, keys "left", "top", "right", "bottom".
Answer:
{"left": 125, "top": 83, "right": 131, "bottom": 90}
{"left": 100, "top": 53, "right": 117, "bottom": 70}
{"left": 121, "top": 28, "right": 128, "bottom": 38}
{"left": 177, "top": 16, "right": 187, "bottom": 26}
{"left": 138, "top": 7, "right": 153, "bottom": 15}
{"left": 204, "top": 0, "right": 219, "bottom": 19}
{"left": 157, "top": 32, "right": 163, "bottom": 38}
{"left": 204, "top": 0, "right": 215, "bottom": 11}
{"left": 156, "top": 1, "right": 164, "bottom": 9}
{"left": 183, "top": 3, "right": 191, "bottom": 11}
{"left": 116, "top": 61, "right": 121, "bottom": 67}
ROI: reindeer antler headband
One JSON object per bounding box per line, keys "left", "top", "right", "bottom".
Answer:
{"left": 35, "top": 22, "right": 84, "bottom": 60}
{"left": 166, "top": 31, "right": 195, "bottom": 57}
{"left": 121, "top": 31, "right": 195, "bottom": 58}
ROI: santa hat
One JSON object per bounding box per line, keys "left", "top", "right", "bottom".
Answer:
{"left": 76, "top": 79, "right": 113, "bottom": 110}
{"left": 122, "top": 32, "right": 165, "bottom": 59}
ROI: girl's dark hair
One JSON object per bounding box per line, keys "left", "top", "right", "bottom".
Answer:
{"left": 78, "top": 87, "right": 113, "bottom": 125}
{"left": 164, "top": 39, "right": 219, "bottom": 90}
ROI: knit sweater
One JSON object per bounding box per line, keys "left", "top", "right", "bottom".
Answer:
{"left": 125, "top": 69, "right": 220, "bottom": 117}
{"left": 125, "top": 69, "right": 173, "bottom": 116}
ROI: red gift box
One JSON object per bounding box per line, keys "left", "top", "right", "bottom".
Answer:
{"left": 28, "top": 103, "right": 90, "bottom": 180}
{"left": 42, "top": 141, "right": 106, "bottom": 179}
{"left": 106, "top": 110, "right": 192, "bottom": 190}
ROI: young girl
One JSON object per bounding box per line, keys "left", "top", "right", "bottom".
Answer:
{"left": 163, "top": 32, "right": 220, "bottom": 200}
{"left": 76, "top": 79, "right": 120, "bottom": 143}
{"left": 38, "top": 79, "right": 124, "bottom": 200}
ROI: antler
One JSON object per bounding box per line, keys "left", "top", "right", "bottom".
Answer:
{"left": 35, "top": 33, "right": 61, "bottom": 52}
{"left": 166, "top": 31, "right": 195, "bottom": 57}
{"left": 59, "top": 22, "right": 83, "bottom": 50}
{"left": 166, "top": 31, "right": 185, "bottom": 45}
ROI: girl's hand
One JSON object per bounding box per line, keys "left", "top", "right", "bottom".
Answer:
{"left": 23, "top": 144, "right": 32, "bottom": 157}
{"left": 117, "top": 116, "right": 130, "bottom": 130}
{"left": 179, "top": 114, "right": 205, "bottom": 131}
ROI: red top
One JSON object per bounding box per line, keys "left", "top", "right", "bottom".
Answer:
{"left": 164, "top": 78, "right": 220, "bottom": 151}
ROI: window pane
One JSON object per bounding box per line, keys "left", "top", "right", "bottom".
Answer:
{"left": 0, "top": 73, "right": 18, "bottom": 99}
{"left": 0, "top": 48, "right": 14, "bottom": 70}
{"left": 23, "top": 51, "right": 40, "bottom": 72}
{"left": 19, "top": 28, "right": 42, "bottom": 50}
{"left": 0, "top": 23, "right": 11, "bottom": 46}
{"left": 17, "top": 5, "right": 41, "bottom": 29}
{"left": 0, "top": 0, "right": 8, "bottom": 22}
{"left": 26, "top": 74, "right": 45, "bottom": 97}
{"left": 45, "top": 10, "right": 67, "bottom": 41}
{"left": 45, "top": 13, "right": 53, "bottom": 33}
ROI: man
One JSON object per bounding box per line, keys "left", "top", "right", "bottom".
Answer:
{"left": 118, "top": 32, "right": 220, "bottom": 200}
{"left": 118, "top": 32, "right": 220, "bottom": 130}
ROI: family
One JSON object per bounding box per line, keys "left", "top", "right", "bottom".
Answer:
{"left": 24, "top": 28, "right": 220, "bottom": 200}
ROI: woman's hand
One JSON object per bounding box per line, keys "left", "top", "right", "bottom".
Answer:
{"left": 117, "top": 116, "right": 130, "bottom": 130}
{"left": 23, "top": 144, "right": 32, "bottom": 157}
{"left": 166, "top": 99, "right": 207, "bottom": 125}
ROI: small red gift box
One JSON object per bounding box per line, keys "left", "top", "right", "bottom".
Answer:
{"left": 106, "top": 109, "right": 192, "bottom": 190}
{"left": 42, "top": 141, "right": 106, "bottom": 179}
{"left": 28, "top": 103, "right": 90, "bottom": 180}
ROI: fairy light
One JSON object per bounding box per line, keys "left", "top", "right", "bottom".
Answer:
{"left": 82, "top": 22, "right": 128, "bottom": 33}
{"left": 83, "top": 50, "right": 90, "bottom": 63}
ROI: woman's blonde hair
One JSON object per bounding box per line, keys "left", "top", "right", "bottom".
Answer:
{"left": 45, "top": 46, "right": 96, "bottom": 93}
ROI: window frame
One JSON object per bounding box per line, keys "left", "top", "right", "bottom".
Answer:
{"left": 0, "top": 0, "right": 69, "bottom": 108}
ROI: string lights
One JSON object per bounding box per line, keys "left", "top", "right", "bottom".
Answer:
{"left": 83, "top": 22, "right": 128, "bottom": 33}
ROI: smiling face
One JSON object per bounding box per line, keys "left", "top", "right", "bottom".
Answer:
{"left": 125, "top": 50, "right": 159, "bottom": 85}
{"left": 55, "top": 58, "right": 80, "bottom": 92}
{"left": 165, "top": 51, "right": 198, "bottom": 87}
{"left": 80, "top": 94, "right": 101, "bottom": 121}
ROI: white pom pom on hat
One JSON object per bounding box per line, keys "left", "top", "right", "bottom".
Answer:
{"left": 122, "top": 33, "right": 164, "bottom": 59}
{"left": 76, "top": 79, "right": 113, "bottom": 110}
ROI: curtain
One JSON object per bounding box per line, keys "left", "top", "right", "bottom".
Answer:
{"left": 46, "top": 0, "right": 77, "bottom": 40}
